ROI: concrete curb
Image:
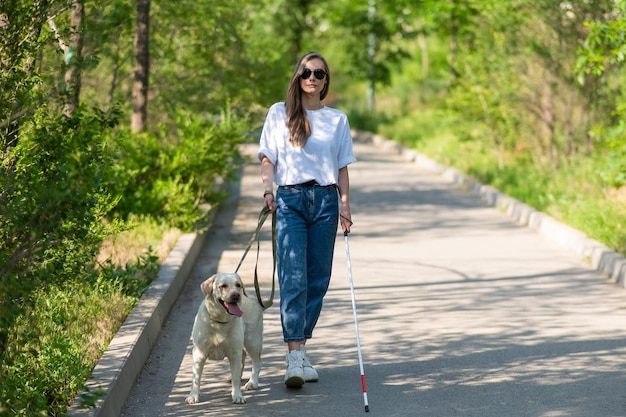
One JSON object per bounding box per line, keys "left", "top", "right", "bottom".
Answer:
{"left": 359, "top": 130, "right": 626, "bottom": 288}
{"left": 67, "top": 227, "right": 209, "bottom": 417}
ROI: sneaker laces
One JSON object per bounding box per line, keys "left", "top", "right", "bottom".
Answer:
{"left": 286, "top": 350, "right": 304, "bottom": 368}
{"left": 301, "top": 346, "right": 313, "bottom": 367}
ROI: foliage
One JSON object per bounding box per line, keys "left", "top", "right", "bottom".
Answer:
{"left": 105, "top": 108, "right": 246, "bottom": 230}
{"left": 436, "top": 1, "right": 616, "bottom": 168}
{"left": 308, "top": 0, "right": 418, "bottom": 111}
{"left": 576, "top": 0, "right": 626, "bottom": 79}
{"left": 78, "top": 0, "right": 288, "bottom": 128}
{"left": 0, "top": 0, "right": 50, "bottom": 135}
{"left": 1, "top": 249, "right": 158, "bottom": 417}
{"left": 0, "top": 101, "right": 245, "bottom": 415}
{"left": 0, "top": 105, "right": 120, "bottom": 321}
{"left": 2, "top": 1, "right": 259, "bottom": 415}
{"left": 575, "top": 0, "right": 626, "bottom": 190}
{"left": 345, "top": 0, "right": 626, "bottom": 258}
{"left": 0, "top": 104, "right": 121, "bottom": 415}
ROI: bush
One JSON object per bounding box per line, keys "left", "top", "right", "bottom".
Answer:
{"left": 1, "top": 275, "right": 143, "bottom": 416}
{"left": 106, "top": 108, "right": 246, "bottom": 230}
{"left": 0, "top": 104, "right": 247, "bottom": 416}
{"left": 0, "top": 104, "right": 122, "bottom": 416}
{"left": 0, "top": 104, "right": 120, "bottom": 324}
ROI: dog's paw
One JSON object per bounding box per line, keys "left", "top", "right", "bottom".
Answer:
{"left": 232, "top": 393, "right": 247, "bottom": 404}
{"left": 243, "top": 380, "right": 258, "bottom": 391}
{"left": 185, "top": 394, "right": 199, "bottom": 404}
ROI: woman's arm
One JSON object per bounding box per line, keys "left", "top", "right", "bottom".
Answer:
{"left": 337, "top": 166, "right": 352, "bottom": 233}
{"left": 261, "top": 156, "right": 277, "bottom": 212}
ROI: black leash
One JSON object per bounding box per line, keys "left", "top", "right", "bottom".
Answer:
{"left": 234, "top": 207, "right": 276, "bottom": 310}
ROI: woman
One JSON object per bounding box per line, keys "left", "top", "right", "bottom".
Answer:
{"left": 258, "top": 51, "right": 356, "bottom": 388}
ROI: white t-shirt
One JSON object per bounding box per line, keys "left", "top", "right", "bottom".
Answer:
{"left": 257, "top": 102, "right": 357, "bottom": 186}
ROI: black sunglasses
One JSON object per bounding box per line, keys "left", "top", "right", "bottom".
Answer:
{"left": 300, "top": 68, "right": 327, "bottom": 80}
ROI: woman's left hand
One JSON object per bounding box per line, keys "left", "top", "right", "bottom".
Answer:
{"left": 340, "top": 212, "right": 353, "bottom": 234}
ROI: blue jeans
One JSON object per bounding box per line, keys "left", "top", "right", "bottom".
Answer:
{"left": 275, "top": 183, "right": 339, "bottom": 342}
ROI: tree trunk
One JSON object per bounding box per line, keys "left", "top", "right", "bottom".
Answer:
{"left": 131, "top": 0, "right": 151, "bottom": 132}
{"left": 62, "top": 0, "right": 84, "bottom": 118}
{"left": 285, "top": 0, "right": 311, "bottom": 64}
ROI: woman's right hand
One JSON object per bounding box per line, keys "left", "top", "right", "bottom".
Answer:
{"left": 260, "top": 156, "right": 277, "bottom": 213}
{"left": 264, "top": 193, "right": 277, "bottom": 213}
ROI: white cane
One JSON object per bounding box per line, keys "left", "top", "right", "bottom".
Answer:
{"left": 344, "top": 231, "right": 370, "bottom": 412}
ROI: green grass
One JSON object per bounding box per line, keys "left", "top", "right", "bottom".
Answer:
{"left": 2, "top": 218, "right": 173, "bottom": 416}
{"left": 3, "top": 282, "right": 135, "bottom": 416}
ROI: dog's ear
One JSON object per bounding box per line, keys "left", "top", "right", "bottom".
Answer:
{"left": 201, "top": 275, "right": 216, "bottom": 297}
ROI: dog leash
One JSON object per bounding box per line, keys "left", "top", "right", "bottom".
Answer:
{"left": 234, "top": 206, "right": 276, "bottom": 309}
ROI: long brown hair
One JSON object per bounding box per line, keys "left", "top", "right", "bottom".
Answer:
{"left": 285, "top": 51, "right": 330, "bottom": 147}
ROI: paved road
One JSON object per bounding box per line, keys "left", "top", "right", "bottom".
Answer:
{"left": 121, "top": 140, "right": 626, "bottom": 417}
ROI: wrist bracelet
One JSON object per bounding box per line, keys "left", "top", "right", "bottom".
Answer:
{"left": 264, "top": 190, "right": 274, "bottom": 197}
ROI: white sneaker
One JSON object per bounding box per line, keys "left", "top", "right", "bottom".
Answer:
{"left": 284, "top": 350, "right": 305, "bottom": 387}
{"left": 301, "top": 346, "right": 319, "bottom": 382}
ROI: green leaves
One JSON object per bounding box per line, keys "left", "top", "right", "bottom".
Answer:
{"left": 105, "top": 107, "right": 246, "bottom": 230}
{"left": 576, "top": 1, "right": 626, "bottom": 80}
{"left": 2, "top": 280, "right": 135, "bottom": 416}
{"left": 0, "top": 104, "right": 121, "bottom": 415}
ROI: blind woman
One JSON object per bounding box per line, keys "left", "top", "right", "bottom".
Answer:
{"left": 258, "top": 51, "right": 356, "bottom": 388}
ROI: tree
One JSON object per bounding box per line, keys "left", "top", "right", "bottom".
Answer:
{"left": 311, "top": 0, "right": 417, "bottom": 112}
{"left": 575, "top": 0, "right": 626, "bottom": 188}
{"left": 1, "top": 0, "right": 48, "bottom": 374}
{"left": 62, "top": 0, "right": 85, "bottom": 117}
{"left": 0, "top": 0, "right": 105, "bottom": 383}
{"left": 131, "top": 0, "right": 150, "bottom": 132}
{"left": 434, "top": 0, "right": 617, "bottom": 168}
{"left": 0, "top": 0, "right": 50, "bottom": 149}
{"left": 284, "top": 0, "right": 314, "bottom": 64}
{"left": 576, "top": 0, "right": 626, "bottom": 79}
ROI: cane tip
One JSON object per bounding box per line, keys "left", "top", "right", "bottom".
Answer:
{"left": 365, "top": 405, "right": 370, "bottom": 412}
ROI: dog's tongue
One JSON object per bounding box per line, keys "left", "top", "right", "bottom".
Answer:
{"left": 225, "top": 303, "right": 243, "bottom": 317}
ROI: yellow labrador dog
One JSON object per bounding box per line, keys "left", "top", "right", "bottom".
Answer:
{"left": 185, "top": 273, "right": 263, "bottom": 405}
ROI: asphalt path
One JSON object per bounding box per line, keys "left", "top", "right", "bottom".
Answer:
{"left": 121, "top": 140, "right": 626, "bottom": 417}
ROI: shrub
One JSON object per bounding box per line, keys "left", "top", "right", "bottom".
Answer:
{"left": 0, "top": 104, "right": 122, "bottom": 416}
{"left": 106, "top": 108, "right": 247, "bottom": 230}
{"left": 1, "top": 274, "right": 143, "bottom": 416}
{"left": 0, "top": 105, "right": 246, "bottom": 416}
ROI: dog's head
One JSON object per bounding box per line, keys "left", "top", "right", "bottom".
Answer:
{"left": 201, "top": 273, "right": 246, "bottom": 317}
